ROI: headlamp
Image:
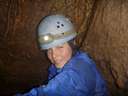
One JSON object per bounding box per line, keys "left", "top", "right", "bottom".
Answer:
{"left": 38, "top": 30, "right": 76, "bottom": 44}
{"left": 39, "top": 34, "right": 53, "bottom": 44}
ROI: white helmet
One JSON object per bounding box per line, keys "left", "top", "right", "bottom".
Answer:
{"left": 37, "top": 14, "right": 77, "bottom": 50}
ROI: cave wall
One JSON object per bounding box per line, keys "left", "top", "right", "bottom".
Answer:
{"left": 0, "top": 0, "right": 50, "bottom": 95}
{"left": 0, "top": 0, "right": 94, "bottom": 95}
{"left": 80, "top": 0, "right": 128, "bottom": 95}
{"left": 0, "top": 0, "right": 128, "bottom": 96}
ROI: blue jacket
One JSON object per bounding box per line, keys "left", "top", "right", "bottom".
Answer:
{"left": 16, "top": 51, "right": 108, "bottom": 96}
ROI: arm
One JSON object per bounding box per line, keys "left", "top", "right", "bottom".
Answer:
{"left": 15, "top": 70, "right": 89, "bottom": 96}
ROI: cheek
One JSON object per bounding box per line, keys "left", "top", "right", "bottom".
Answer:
{"left": 61, "top": 48, "right": 72, "bottom": 59}
{"left": 65, "top": 51, "right": 71, "bottom": 58}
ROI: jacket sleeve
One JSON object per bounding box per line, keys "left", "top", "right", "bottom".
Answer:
{"left": 48, "top": 64, "right": 57, "bottom": 80}
{"left": 15, "top": 70, "right": 89, "bottom": 96}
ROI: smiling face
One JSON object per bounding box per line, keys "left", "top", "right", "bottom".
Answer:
{"left": 47, "top": 43, "right": 72, "bottom": 68}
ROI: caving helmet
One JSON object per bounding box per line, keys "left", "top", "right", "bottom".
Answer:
{"left": 37, "top": 14, "right": 77, "bottom": 50}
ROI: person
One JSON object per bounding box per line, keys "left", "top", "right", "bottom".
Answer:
{"left": 16, "top": 14, "right": 108, "bottom": 96}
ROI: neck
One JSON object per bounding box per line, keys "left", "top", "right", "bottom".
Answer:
{"left": 55, "top": 62, "right": 65, "bottom": 68}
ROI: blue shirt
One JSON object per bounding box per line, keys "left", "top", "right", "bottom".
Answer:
{"left": 16, "top": 51, "right": 108, "bottom": 96}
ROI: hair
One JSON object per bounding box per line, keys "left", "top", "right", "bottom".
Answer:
{"left": 68, "top": 39, "right": 79, "bottom": 57}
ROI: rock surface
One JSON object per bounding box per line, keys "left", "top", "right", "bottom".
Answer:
{"left": 0, "top": 0, "right": 128, "bottom": 95}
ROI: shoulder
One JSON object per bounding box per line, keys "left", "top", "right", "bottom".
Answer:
{"left": 68, "top": 50, "right": 93, "bottom": 66}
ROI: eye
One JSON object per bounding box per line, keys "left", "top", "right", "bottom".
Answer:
{"left": 59, "top": 46, "right": 63, "bottom": 48}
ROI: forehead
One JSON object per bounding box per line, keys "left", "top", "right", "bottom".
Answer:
{"left": 49, "top": 42, "right": 70, "bottom": 49}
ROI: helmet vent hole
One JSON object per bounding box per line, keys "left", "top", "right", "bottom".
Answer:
{"left": 61, "top": 24, "right": 64, "bottom": 27}
{"left": 57, "top": 21, "right": 60, "bottom": 24}
{"left": 57, "top": 25, "right": 60, "bottom": 28}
